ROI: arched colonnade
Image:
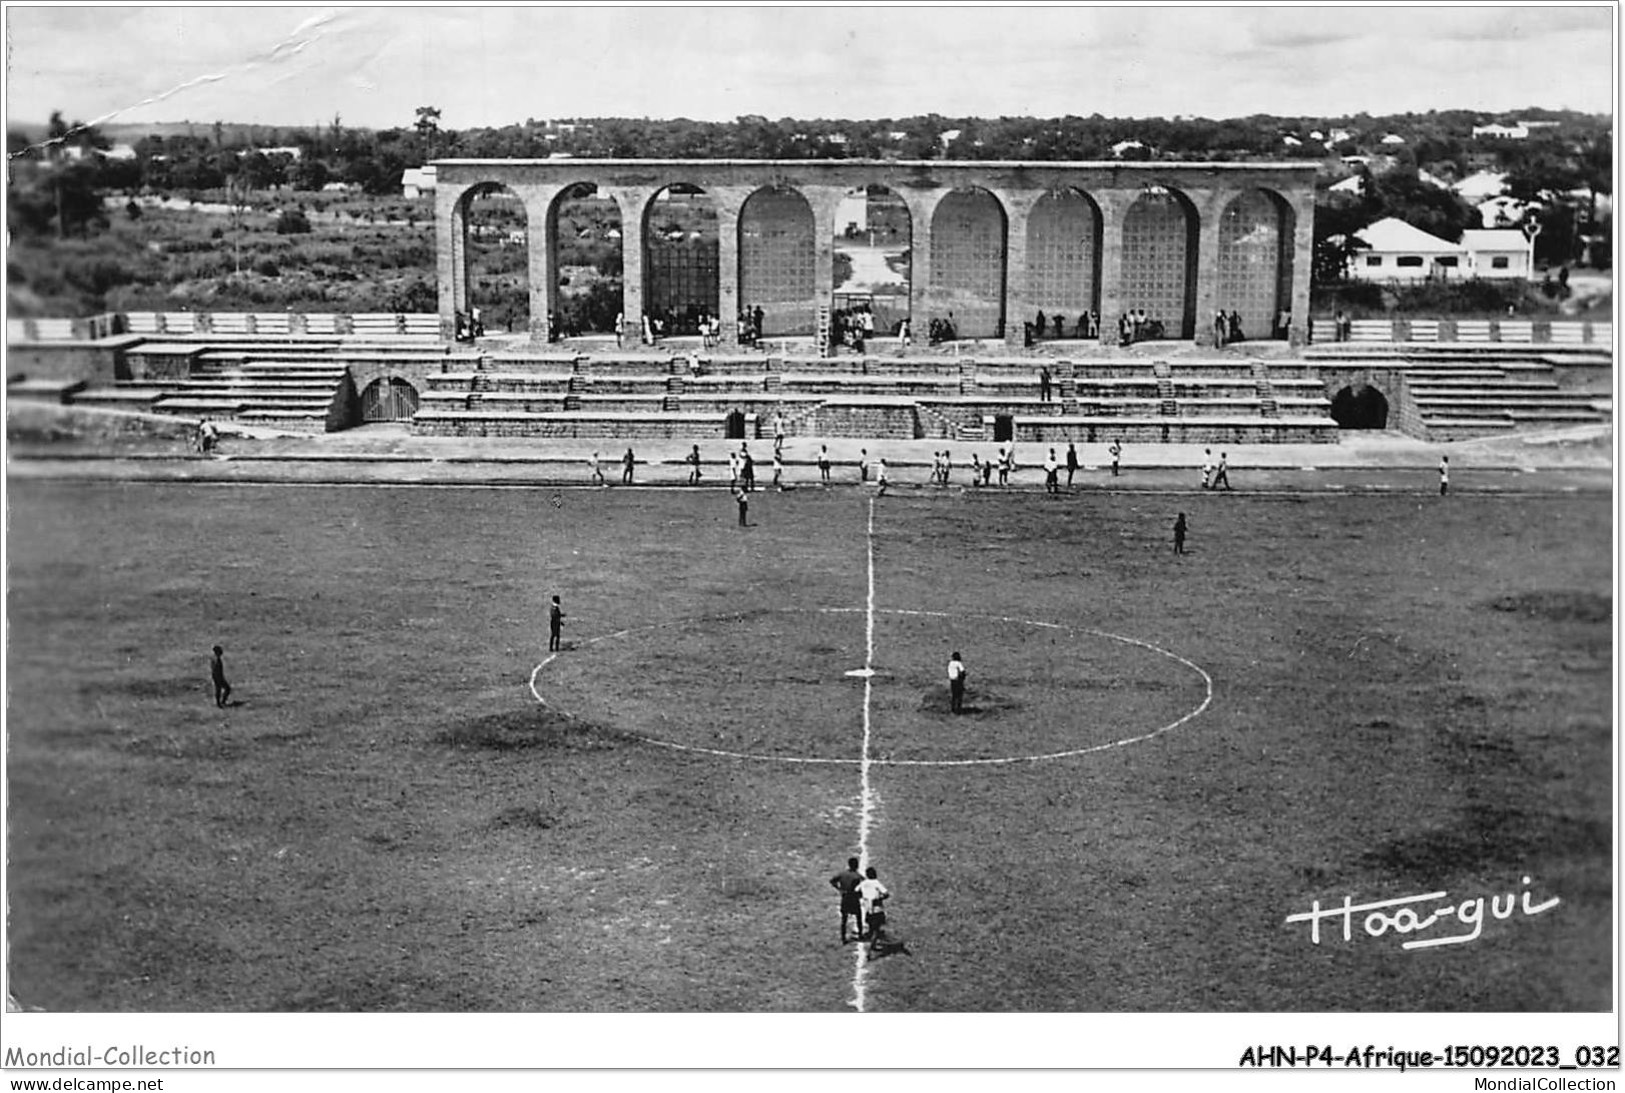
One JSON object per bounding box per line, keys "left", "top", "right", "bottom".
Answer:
{"left": 435, "top": 159, "right": 1317, "bottom": 348}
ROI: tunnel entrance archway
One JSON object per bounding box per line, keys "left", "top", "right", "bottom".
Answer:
{"left": 644, "top": 183, "right": 719, "bottom": 336}
{"left": 550, "top": 182, "right": 624, "bottom": 336}
{"left": 459, "top": 183, "right": 529, "bottom": 336}
{"left": 1330, "top": 384, "right": 1390, "bottom": 429}
{"left": 359, "top": 377, "right": 420, "bottom": 422}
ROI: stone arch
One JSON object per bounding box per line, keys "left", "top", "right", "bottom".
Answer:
{"left": 643, "top": 183, "right": 719, "bottom": 335}
{"left": 359, "top": 376, "right": 420, "bottom": 422}
{"left": 455, "top": 182, "right": 530, "bottom": 334}
{"left": 1330, "top": 383, "right": 1389, "bottom": 429}
{"left": 548, "top": 182, "right": 624, "bottom": 336}
{"left": 1025, "top": 187, "right": 1102, "bottom": 335}
{"left": 739, "top": 185, "right": 817, "bottom": 336}
{"left": 929, "top": 186, "right": 1008, "bottom": 339}
{"left": 1216, "top": 188, "right": 1295, "bottom": 342}
{"left": 1120, "top": 186, "right": 1198, "bottom": 339}
{"left": 833, "top": 183, "right": 913, "bottom": 336}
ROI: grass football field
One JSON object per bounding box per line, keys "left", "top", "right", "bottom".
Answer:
{"left": 4, "top": 478, "right": 1612, "bottom": 1012}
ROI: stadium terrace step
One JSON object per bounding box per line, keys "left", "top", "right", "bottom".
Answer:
{"left": 64, "top": 387, "right": 164, "bottom": 410}
{"left": 8, "top": 377, "right": 87, "bottom": 402}
{"left": 1011, "top": 415, "right": 1339, "bottom": 445}
{"left": 411, "top": 410, "right": 723, "bottom": 439}
{"left": 152, "top": 396, "right": 248, "bottom": 415}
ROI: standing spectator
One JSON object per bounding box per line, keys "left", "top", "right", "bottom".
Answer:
{"left": 772, "top": 412, "right": 786, "bottom": 456}
{"left": 1212, "top": 452, "right": 1232, "bottom": 491}
{"left": 1439, "top": 455, "right": 1449, "bottom": 496}
{"left": 727, "top": 448, "right": 741, "bottom": 489}
{"left": 741, "top": 447, "right": 756, "bottom": 492}
{"left": 1043, "top": 449, "right": 1060, "bottom": 494}
{"left": 753, "top": 305, "right": 765, "bottom": 342}
{"left": 209, "top": 645, "right": 232, "bottom": 708}
{"left": 897, "top": 317, "right": 911, "bottom": 351}
{"left": 1227, "top": 310, "right": 1244, "bottom": 344}
{"left": 859, "top": 448, "right": 870, "bottom": 483}
{"left": 772, "top": 450, "right": 784, "bottom": 491}
{"left": 1201, "top": 448, "right": 1215, "bottom": 490}
{"left": 818, "top": 444, "right": 832, "bottom": 486}
{"left": 981, "top": 457, "right": 993, "bottom": 487}
{"left": 1065, "top": 441, "right": 1080, "bottom": 488}
{"left": 588, "top": 450, "right": 605, "bottom": 487}
{"left": 1001, "top": 446, "right": 1016, "bottom": 487}
{"left": 1039, "top": 366, "right": 1053, "bottom": 403}
{"left": 947, "top": 650, "right": 968, "bottom": 714}
{"left": 1052, "top": 313, "right": 1064, "bottom": 339}
{"left": 1035, "top": 310, "right": 1047, "bottom": 340}
{"left": 548, "top": 596, "right": 565, "bottom": 652}
{"left": 875, "top": 458, "right": 890, "bottom": 497}
{"left": 1109, "top": 437, "right": 1122, "bottom": 477}
{"left": 734, "top": 486, "right": 750, "bottom": 527}
{"left": 970, "top": 453, "right": 983, "bottom": 486}
{"left": 687, "top": 444, "right": 702, "bottom": 486}
{"left": 858, "top": 866, "right": 891, "bottom": 953}
{"left": 995, "top": 448, "right": 1008, "bottom": 487}
{"left": 941, "top": 449, "right": 952, "bottom": 487}
{"left": 1173, "top": 512, "right": 1188, "bottom": 555}
{"left": 829, "top": 857, "right": 865, "bottom": 944}
{"left": 1214, "top": 309, "right": 1228, "bottom": 347}
{"left": 621, "top": 447, "right": 636, "bottom": 486}
{"left": 615, "top": 312, "right": 625, "bottom": 349}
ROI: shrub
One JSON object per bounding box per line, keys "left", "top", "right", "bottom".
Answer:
{"left": 275, "top": 209, "right": 312, "bottom": 235}
{"left": 253, "top": 258, "right": 280, "bottom": 277}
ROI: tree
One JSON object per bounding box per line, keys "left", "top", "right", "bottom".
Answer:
{"left": 414, "top": 105, "right": 442, "bottom": 160}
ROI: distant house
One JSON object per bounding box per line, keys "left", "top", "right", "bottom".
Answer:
{"left": 1379, "top": 133, "right": 1406, "bottom": 146}
{"left": 1473, "top": 123, "right": 1528, "bottom": 140}
{"left": 1452, "top": 170, "right": 1508, "bottom": 202}
{"left": 1282, "top": 135, "right": 1303, "bottom": 147}
{"left": 1350, "top": 218, "right": 1464, "bottom": 281}
{"left": 1329, "top": 175, "right": 1365, "bottom": 196}
{"left": 1460, "top": 228, "right": 1535, "bottom": 279}
{"left": 1111, "top": 139, "right": 1147, "bottom": 158}
{"left": 401, "top": 165, "right": 437, "bottom": 199}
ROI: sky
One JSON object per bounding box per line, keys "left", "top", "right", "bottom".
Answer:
{"left": 3, "top": 4, "right": 1617, "bottom": 132}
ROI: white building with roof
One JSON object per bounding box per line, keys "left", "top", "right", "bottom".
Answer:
{"left": 401, "top": 165, "right": 437, "bottom": 199}
{"left": 1349, "top": 218, "right": 1464, "bottom": 281}
{"left": 1461, "top": 228, "right": 1535, "bottom": 278}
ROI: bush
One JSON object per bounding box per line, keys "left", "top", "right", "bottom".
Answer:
{"left": 275, "top": 209, "right": 312, "bottom": 235}
{"left": 253, "top": 258, "right": 280, "bottom": 277}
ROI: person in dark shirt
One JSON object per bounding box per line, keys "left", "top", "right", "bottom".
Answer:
{"left": 1066, "top": 441, "right": 1080, "bottom": 488}
{"left": 621, "top": 448, "right": 635, "bottom": 485}
{"left": 1173, "top": 512, "right": 1188, "bottom": 555}
{"left": 687, "top": 444, "right": 702, "bottom": 486}
{"left": 830, "top": 857, "right": 865, "bottom": 943}
{"left": 210, "top": 645, "right": 232, "bottom": 708}
{"left": 548, "top": 596, "right": 565, "bottom": 652}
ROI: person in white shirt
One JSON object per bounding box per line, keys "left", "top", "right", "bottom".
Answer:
{"left": 1200, "top": 448, "right": 1214, "bottom": 490}
{"left": 857, "top": 866, "right": 889, "bottom": 945}
{"left": 875, "top": 458, "right": 890, "bottom": 497}
{"left": 1439, "top": 455, "right": 1449, "bottom": 496}
{"left": 588, "top": 451, "right": 604, "bottom": 487}
{"left": 947, "top": 651, "right": 967, "bottom": 714}
{"left": 1043, "top": 449, "right": 1060, "bottom": 494}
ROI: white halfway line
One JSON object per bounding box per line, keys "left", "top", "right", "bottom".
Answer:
{"left": 851, "top": 496, "right": 878, "bottom": 1013}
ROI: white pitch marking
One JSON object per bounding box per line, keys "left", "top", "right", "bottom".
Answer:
{"left": 850, "top": 496, "right": 879, "bottom": 1012}
{"left": 844, "top": 667, "right": 876, "bottom": 679}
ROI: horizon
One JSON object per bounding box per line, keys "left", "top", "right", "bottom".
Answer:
{"left": 5, "top": 6, "right": 1615, "bottom": 132}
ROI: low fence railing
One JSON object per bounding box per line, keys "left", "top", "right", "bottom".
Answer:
{"left": 7, "top": 312, "right": 442, "bottom": 343}
{"left": 1309, "top": 317, "right": 1612, "bottom": 346}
